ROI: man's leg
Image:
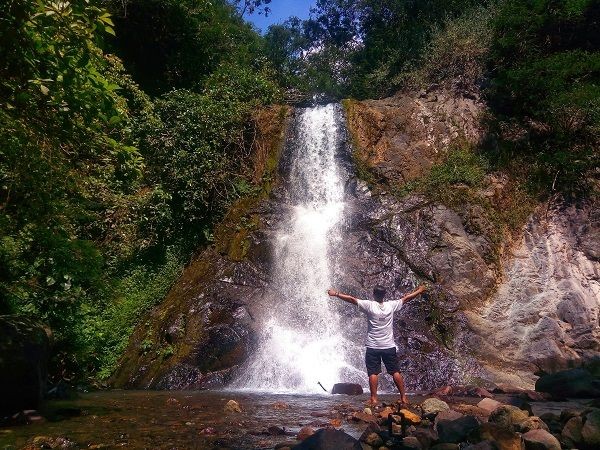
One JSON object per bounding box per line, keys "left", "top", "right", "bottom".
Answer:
{"left": 392, "top": 371, "right": 408, "bottom": 404}
{"left": 368, "top": 374, "right": 379, "bottom": 405}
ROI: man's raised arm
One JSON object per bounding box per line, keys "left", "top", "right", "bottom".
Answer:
{"left": 328, "top": 289, "right": 358, "bottom": 305}
{"left": 401, "top": 285, "right": 427, "bottom": 304}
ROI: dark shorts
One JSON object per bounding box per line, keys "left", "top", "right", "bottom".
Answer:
{"left": 365, "top": 347, "right": 400, "bottom": 376}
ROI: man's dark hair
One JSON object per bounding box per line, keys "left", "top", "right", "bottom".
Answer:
{"left": 373, "top": 285, "right": 386, "bottom": 302}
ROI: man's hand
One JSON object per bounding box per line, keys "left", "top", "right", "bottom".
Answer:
{"left": 327, "top": 288, "right": 358, "bottom": 305}
{"left": 401, "top": 284, "right": 428, "bottom": 304}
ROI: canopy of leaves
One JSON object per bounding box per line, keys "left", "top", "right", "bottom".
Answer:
{"left": 1, "top": 0, "right": 279, "bottom": 380}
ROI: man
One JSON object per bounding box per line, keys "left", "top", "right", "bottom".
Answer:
{"left": 327, "top": 284, "right": 427, "bottom": 406}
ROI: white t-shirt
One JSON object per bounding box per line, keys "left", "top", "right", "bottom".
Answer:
{"left": 357, "top": 299, "right": 403, "bottom": 349}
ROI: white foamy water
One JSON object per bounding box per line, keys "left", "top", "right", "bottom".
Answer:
{"left": 233, "top": 104, "right": 361, "bottom": 393}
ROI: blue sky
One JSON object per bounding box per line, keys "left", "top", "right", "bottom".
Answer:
{"left": 245, "top": 0, "right": 316, "bottom": 33}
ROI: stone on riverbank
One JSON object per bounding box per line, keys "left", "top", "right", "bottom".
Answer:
{"left": 488, "top": 405, "right": 530, "bottom": 431}
{"left": 298, "top": 426, "right": 315, "bottom": 441}
{"left": 561, "top": 416, "right": 583, "bottom": 448}
{"left": 332, "top": 383, "right": 363, "bottom": 395}
{"left": 224, "top": 399, "right": 242, "bottom": 413}
{"left": 421, "top": 398, "right": 450, "bottom": 416}
{"left": 477, "top": 398, "right": 503, "bottom": 414}
{"left": 436, "top": 415, "right": 480, "bottom": 443}
{"left": 581, "top": 409, "right": 600, "bottom": 447}
{"left": 522, "top": 429, "right": 561, "bottom": 450}
{"left": 295, "top": 428, "right": 362, "bottom": 450}
{"left": 470, "top": 423, "right": 523, "bottom": 450}
{"left": 535, "top": 368, "right": 600, "bottom": 398}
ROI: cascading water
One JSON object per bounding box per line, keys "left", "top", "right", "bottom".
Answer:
{"left": 233, "top": 103, "right": 363, "bottom": 393}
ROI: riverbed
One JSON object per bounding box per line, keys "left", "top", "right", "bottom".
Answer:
{"left": 0, "top": 390, "right": 589, "bottom": 449}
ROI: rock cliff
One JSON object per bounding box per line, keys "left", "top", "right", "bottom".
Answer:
{"left": 112, "top": 90, "right": 599, "bottom": 391}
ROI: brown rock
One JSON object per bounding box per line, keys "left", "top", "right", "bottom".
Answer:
{"left": 493, "top": 384, "right": 525, "bottom": 394}
{"left": 400, "top": 409, "right": 422, "bottom": 424}
{"left": 488, "top": 405, "right": 530, "bottom": 431}
{"left": 581, "top": 409, "right": 600, "bottom": 447}
{"left": 403, "top": 436, "right": 423, "bottom": 449}
{"left": 273, "top": 401, "right": 289, "bottom": 410}
{"left": 522, "top": 429, "right": 561, "bottom": 450}
{"left": 472, "top": 423, "right": 523, "bottom": 450}
{"left": 561, "top": 416, "right": 583, "bottom": 448}
{"left": 224, "top": 399, "right": 242, "bottom": 413}
{"left": 516, "top": 417, "right": 549, "bottom": 433}
{"left": 352, "top": 411, "right": 378, "bottom": 423}
{"left": 412, "top": 428, "right": 438, "bottom": 448}
{"left": 330, "top": 418, "right": 342, "bottom": 427}
{"left": 363, "top": 432, "right": 384, "bottom": 447}
{"left": 379, "top": 407, "right": 395, "bottom": 419}
{"left": 297, "top": 426, "right": 315, "bottom": 441}
{"left": 477, "top": 398, "right": 503, "bottom": 414}
{"left": 452, "top": 404, "right": 489, "bottom": 418}
{"left": 435, "top": 409, "right": 464, "bottom": 427}
{"left": 431, "top": 444, "right": 459, "bottom": 450}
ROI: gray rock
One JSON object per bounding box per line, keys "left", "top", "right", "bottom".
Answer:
{"left": 422, "top": 398, "right": 451, "bottom": 415}
{"left": 296, "top": 428, "right": 362, "bottom": 450}
{"left": 535, "top": 369, "right": 600, "bottom": 398}
{"left": 332, "top": 383, "right": 363, "bottom": 395}
{"left": 436, "top": 415, "right": 479, "bottom": 443}
{"left": 581, "top": 409, "right": 600, "bottom": 447}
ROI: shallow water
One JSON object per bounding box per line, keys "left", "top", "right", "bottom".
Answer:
{"left": 0, "top": 390, "right": 589, "bottom": 449}
{"left": 0, "top": 390, "right": 393, "bottom": 449}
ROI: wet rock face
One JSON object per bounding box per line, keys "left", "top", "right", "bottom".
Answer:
{"left": 466, "top": 201, "right": 600, "bottom": 386}
{"left": 344, "top": 91, "right": 485, "bottom": 186}
{"left": 0, "top": 315, "right": 51, "bottom": 416}
{"left": 112, "top": 92, "right": 599, "bottom": 391}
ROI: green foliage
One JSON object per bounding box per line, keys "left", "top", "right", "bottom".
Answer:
{"left": 1, "top": 0, "right": 281, "bottom": 382}
{"left": 408, "top": 4, "right": 497, "bottom": 89}
{"left": 102, "top": 0, "right": 266, "bottom": 94}
{"left": 401, "top": 143, "right": 489, "bottom": 203}
{"left": 488, "top": 0, "right": 600, "bottom": 193}
{"left": 264, "top": 0, "right": 488, "bottom": 98}
{"left": 140, "top": 65, "right": 279, "bottom": 239}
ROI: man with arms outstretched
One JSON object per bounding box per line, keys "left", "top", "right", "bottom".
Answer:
{"left": 327, "top": 284, "right": 426, "bottom": 406}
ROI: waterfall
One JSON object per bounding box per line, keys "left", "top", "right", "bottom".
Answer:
{"left": 233, "top": 103, "right": 361, "bottom": 393}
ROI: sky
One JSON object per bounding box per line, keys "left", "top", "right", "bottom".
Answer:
{"left": 245, "top": 0, "right": 316, "bottom": 33}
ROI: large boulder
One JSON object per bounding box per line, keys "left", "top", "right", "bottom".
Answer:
{"left": 0, "top": 315, "right": 51, "bottom": 417}
{"left": 535, "top": 368, "right": 600, "bottom": 398}
{"left": 295, "top": 428, "right": 362, "bottom": 450}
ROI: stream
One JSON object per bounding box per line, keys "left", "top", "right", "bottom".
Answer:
{"left": 1, "top": 391, "right": 589, "bottom": 449}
